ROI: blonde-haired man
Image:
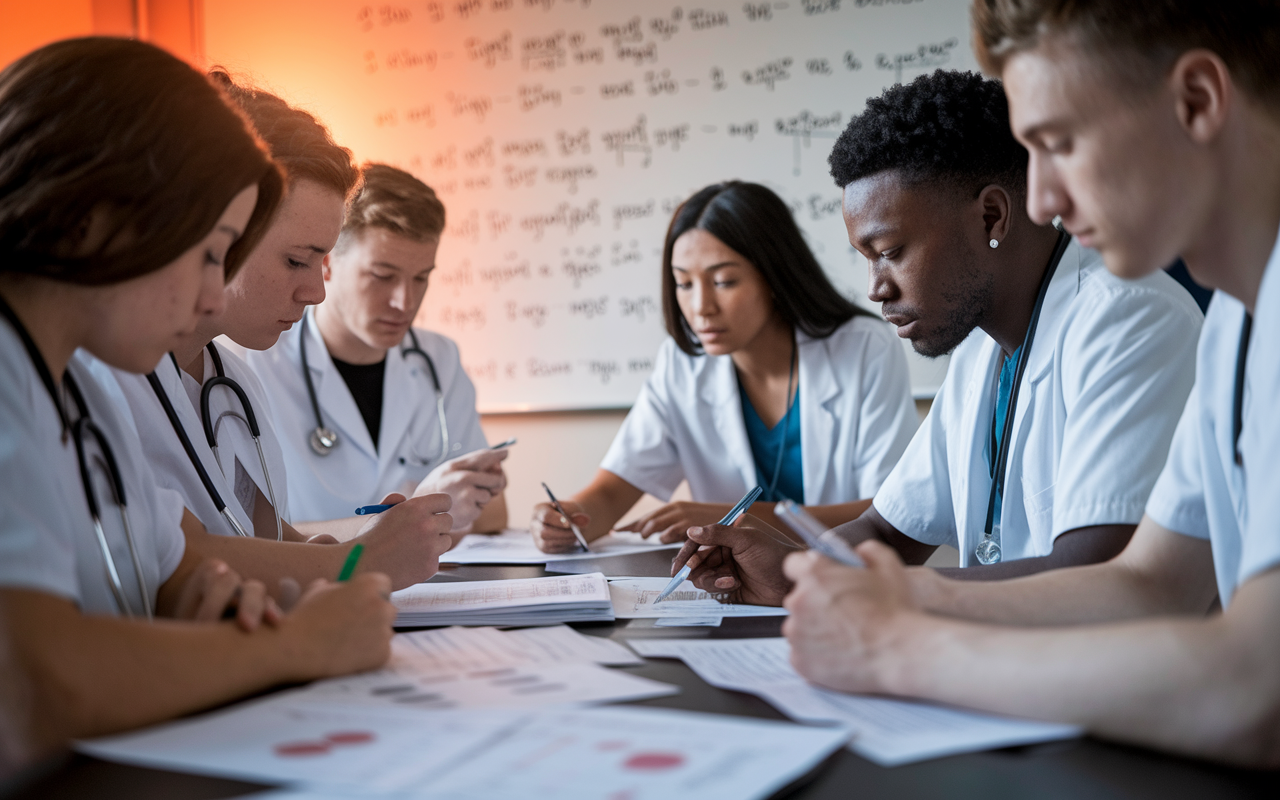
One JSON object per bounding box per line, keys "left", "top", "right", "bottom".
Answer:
{"left": 245, "top": 164, "right": 507, "bottom": 535}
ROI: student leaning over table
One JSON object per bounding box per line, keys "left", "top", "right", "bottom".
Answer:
{"left": 781, "top": 0, "right": 1280, "bottom": 766}
{"left": 239, "top": 164, "right": 509, "bottom": 538}
{"left": 671, "top": 69, "right": 1202, "bottom": 597}
{"left": 530, "top": 181, "right": 918, "bottom": 553}
{"left": 91, "top": 73, "right": 456, "bottom": 576}
{"left": 0, "top": 38, "right": 402, "bottom": 752}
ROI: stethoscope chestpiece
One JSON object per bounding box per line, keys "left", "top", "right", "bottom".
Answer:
{"left": 310, "top": 426, "right": 339, "bottom": 456}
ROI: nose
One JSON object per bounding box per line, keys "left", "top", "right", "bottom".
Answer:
{"left": 691, "top": 279, "right": 717, "bottom": 319}
{"left": 297, "top": 262, "right": 326, "bottom": 305}
{"left": 389, "top": 278, "right": 409, "bottom": 312}
{"left": 866, "top": 260, "right": 896, "bottom": 305}
{"left": 1025, "top": 152, "right": 1070, "bottom": 226}
{"left": 199, "top": 264, "right": 226, "bottom": 317}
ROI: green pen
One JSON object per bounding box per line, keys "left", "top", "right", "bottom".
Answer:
{"left": 337, "top": 543, "right": 364, "bottom": 582}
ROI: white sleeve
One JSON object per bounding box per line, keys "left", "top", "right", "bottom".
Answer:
{"left": 872, "top": 387, "right": 956, "bottom": 547}
{"left": 1241, "top": 264, "right": 1280, "bottom": 583}
{"left": 0, "top": 398, "right": 80, "bottom": 602}
{"left": 437, "top": 336, "right": 488, "bottom": 453}
{"left": 1144, "top": 388, "right": 1210, "bottom": 539}
{"left": 1052, "top": 285, "right": 1202, "bottom": 536}
{"left": 850, "top": 323, "right": 918, "bottom": 499}
{"left": 598, "top": 342, "right": 685, "bottom": 501}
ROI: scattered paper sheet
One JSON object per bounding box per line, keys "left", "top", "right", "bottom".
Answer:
{"left": 291, "top": 661, "right": 679, "bottom": 712}
{"left": 628, "top": 638, "right": 1082, "bottom": 766}
{"left": 82, "top": 702, "right": 851, "bottom": 800}
{"left": 654, "top": 615, "right": 724, "bottom": 627}
{"left": 607, "top": 577, "right": 788, "bottom": 619}
{"left": 390, "top": 625, "right": 641, "bottom": 672}
{"left": 443, "top": 529, "right": 679, "bottom": 565}
{"left": 393, "top": 573, "right": 614, "bottom": 626}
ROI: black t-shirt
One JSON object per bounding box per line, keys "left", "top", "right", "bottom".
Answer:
{"left": 331, "top": 356, "right": 386, "bottom": 449}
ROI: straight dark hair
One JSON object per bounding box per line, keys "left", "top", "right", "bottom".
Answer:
{"left": 661, "top": 181, "right": 871, "bottom": 356}
{"left": 0, "top": 38, "right": 281, "bottom": 285}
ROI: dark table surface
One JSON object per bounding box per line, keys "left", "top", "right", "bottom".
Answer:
{"left": 8, "top": 551, "right": 1279, "bottom": 799}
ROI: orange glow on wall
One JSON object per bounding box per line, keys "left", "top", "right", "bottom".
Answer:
{"left": 0, "top": 0, "right": 94, "bottom": 68}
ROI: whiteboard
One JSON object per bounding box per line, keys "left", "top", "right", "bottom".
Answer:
{"left": 205, "top": 0, "right": 970, "bottom": 412}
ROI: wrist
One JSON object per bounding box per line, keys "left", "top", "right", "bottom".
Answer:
{"left": 906, "top": 565, "right": 952, "bottom": 612}
{"left": 867, "top": 607, "right": 938, "bottom": 697}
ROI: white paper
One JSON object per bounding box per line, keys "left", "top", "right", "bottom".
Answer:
{"left": 81, "top": 701, "right": 850, "bottom": 800}
{"left": 629, "top": 638, "right": 1082, "bottom": 766}
{"left": 443, "top": 529, "right": 679, "bottom": 565}
{"left": 607, "top": 577, "right": 788, "bottom": 619}
{"left": 390, "top": 625, "right": 640, "bottom": 672}
{"left": 418, "top": 705, "right": 852, "bottom": 800}
{"left": 393, "top": 573, "right": 614, "bottom": 626}
{"left": 77, "top": 700, "right": 512, "bottom": 793}
{"left": 654, "top": 615, "right": 724, "bottom": 627}
{"left": 293, "top": 662, "right": 678, "bottom": 712}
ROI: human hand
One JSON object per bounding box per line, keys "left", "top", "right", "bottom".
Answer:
{"left": 414, "top": 449, "right": 508, "bottom": 532}
{"left": 530, "top": 501, "right": 590, "bottom": 553}
{"left": 279, "top": 573, "right": 397, "bottom": 679}
{"left": 781, "top": 540, "right": 917, "bottom": 694}
{"left": 616, "top": 501, "right": 733, "bottom": 543}
{"left": 669, "top": 514, "right": 803, "bottom": 606}
{"left": 351, "top": 492, "right": 454, "bottom": 589}
{"left": 171, "top": 558, "right": 281, "bottom": 632}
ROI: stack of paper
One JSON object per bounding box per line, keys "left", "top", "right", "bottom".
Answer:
{"left": 629, "top": 638, "right": 1082, "bottom": 766}
{"left": 392, "top": 573, "right": 614, "bottom": 627}
{"left": 443, "top": 529, "right": 679, "bottom": 565}
{"left": 81, "top": 701, "right": 852, "bottom": 800}
{"left": 607, "top": 577, "right": 789, "bottom": 624}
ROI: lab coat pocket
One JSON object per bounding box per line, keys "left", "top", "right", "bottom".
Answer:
{"left": 1023, "top": 479, "right": 1056, "bottom": 547}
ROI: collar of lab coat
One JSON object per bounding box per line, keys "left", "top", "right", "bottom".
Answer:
{"left": 695, "top": 329, "right": 843, "bottom": 504}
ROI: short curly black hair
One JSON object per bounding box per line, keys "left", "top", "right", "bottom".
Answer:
{"left": 828, "top": 70, "right": 1026, "bottom": 197}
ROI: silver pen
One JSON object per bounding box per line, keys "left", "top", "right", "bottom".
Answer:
{"left": 654, "top": 485, "right": 763, "bottom": 603}
{"left": 541, "top": 482, "right": 590, "bottom": 552}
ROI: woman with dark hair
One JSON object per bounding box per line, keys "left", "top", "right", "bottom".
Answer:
{"left": 0, "top": 38, "right": 399, "bottom": 750}
{"left": 531, "top": 181, "right": 917, "bottom": 551}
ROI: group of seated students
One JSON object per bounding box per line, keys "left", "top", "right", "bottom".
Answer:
{"left": 1, "top": 0, "right": 1278, "bottom": 771}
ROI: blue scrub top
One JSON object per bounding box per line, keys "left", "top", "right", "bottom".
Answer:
{"left": 988, "top": 346, "right": 1022, "bottom": 526}
{"left": 739, "top": 384, "right": 804, "bottom": 503}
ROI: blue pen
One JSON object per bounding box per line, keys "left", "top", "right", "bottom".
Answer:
{"left": 354, "top": 504, "right": 394, "bottom": 515}
{"left": 655, "top": 486, "right": 763, "bottom": 603}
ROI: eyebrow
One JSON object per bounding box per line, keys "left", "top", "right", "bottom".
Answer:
{"left": 671, "top": 261, "right": 740, "bottom": 272}
{"left": 217, "top": 224, "right": 243, "bottom": 239}
{"left": 300, "top": 244, "right": 330, "bottom": 255}
{"left": 854, "top": 225, "right": 896, "bottom": 249}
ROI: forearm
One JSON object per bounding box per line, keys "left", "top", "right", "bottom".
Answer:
{"left": 878, "top": 590, "right": 1280, "bottom": 766}
{"left": 2, "top": 590, "right": 302, "bottom": 743}
{"left": 185, "top": 526, "right": 347, "bottom": 594}
{"left": 294, "top": 516, "right": 365, "bottom": 543}
{"left": 831, "top": 506, "right": 937, "bottom": 565}
{"left": 934, "top": 524, "right": 1136, "bottom": 581}
{"left": 471, "top": 492, "right": 507, "bottom": 534}
{"left": 572, "top": 470, "right": 644, "bottom": 540}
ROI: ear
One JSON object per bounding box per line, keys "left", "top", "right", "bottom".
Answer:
{"left": 977, "top": 184, "right": 1013, "bottom": 243}
{"left": 321, "top": 252, "right": 333, "bottom": 282}
{"left": 1169, "top": 49, "right": 1232, "bottom": 146}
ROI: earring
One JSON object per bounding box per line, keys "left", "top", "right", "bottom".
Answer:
{"left": 989, "top": 238, "right": 999, "bottom": 249}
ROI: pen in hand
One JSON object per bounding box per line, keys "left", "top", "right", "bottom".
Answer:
{"left": 337, "top": 543, "right": 364, "bottom": 582}
{"left": 541, "top": 483, "right": 591, "bottom": 552}
{"left": 655, "top": 486, "right": 763, "bottom": 603}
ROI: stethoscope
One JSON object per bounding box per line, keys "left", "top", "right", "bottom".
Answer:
{"left": 147, "top": 343, "right": 283, "bottom": 541}
{"left": 759, "top": 339, "right": 798, "bottom": 503}
{"left": 299, "top": 312, "right": 450, "bottom": 467}
{"left": 976, "top": 229, "right": 1072, "bottom": 566}
{"left": 1232, "top": 312, "right": 1251, "bottom": 467}
{"left": 0, "top": 296, "right": 152, "bottom": 619}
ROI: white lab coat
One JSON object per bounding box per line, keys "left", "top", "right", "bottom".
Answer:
{"left": 1147, "top": 226, "right": 1280, "bottom": 606}
{"left": 239, "top": 309, "right": 488, "bottom": 522}
{"left": 874, "top": 240, "right": 1204, "bottom": 566}
{"left": 94, "top": 345, "right": 291, "bottom": 539}
{"left": 600, "top": 315, "right": 918, "bottom": 505}
{"left": 0, "top": 335, "right": 185, "bottom": 616}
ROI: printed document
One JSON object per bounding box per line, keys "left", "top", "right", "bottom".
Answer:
{"left": 443, "top": 529, "right": 680, "bottom": 565}
{"left": 607, "top": 577, "right": 788, "bottom": 619}
{"left": 628, "top": 638, "right": 1081, "bottom": 766}
{"left": 393, "top": 573, "right": 613, "bottom": 626}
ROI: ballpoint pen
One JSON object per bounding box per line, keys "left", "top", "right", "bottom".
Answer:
{"left": 542, "top": 482, "right": 591, "bottom": 552}
{"left": 774, "top": 500, "right": 865, "bottom": 567}
{"left": 654, "top": 485, "right": 763, "bottom": 603}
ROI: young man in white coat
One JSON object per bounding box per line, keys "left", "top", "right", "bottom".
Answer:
{"left": 672, "top": 70, "right": 1203, "bottom": 600}
{"left": 777, "top": 0, "right": 1280, "bottom": 765}
{"left": 246, "top": 164, "right": 508, "bottom": 537}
